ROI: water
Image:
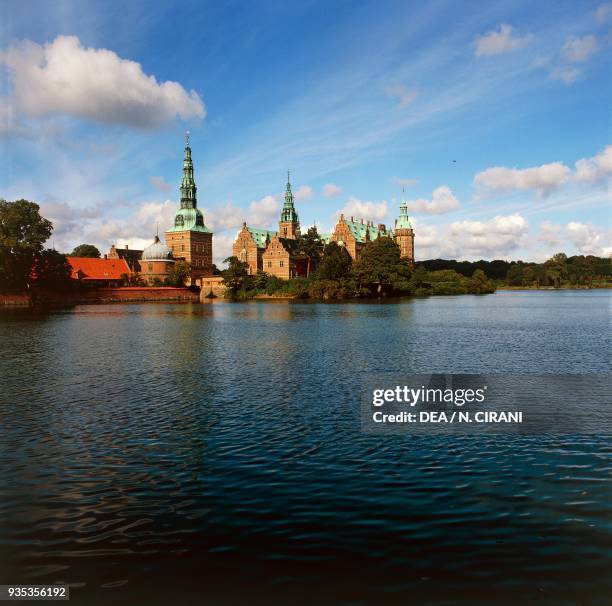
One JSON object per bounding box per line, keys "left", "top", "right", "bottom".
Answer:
{"left": 0, "top": 291, "right": 610, "bottom": 605}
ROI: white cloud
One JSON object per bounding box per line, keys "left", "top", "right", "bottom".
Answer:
{"left": 323, "top": 183, "right": 342, "bottom": 198}
{"left": 415, "top": 213, "right": 529, "bottom": 259}
{"left": 0, "top": 35, "right": 205, "bottom": 129}
{"left": 474, "top": 24, "right": 533, "bottom": 57}
{"left": 565, "top": 222, "right": 612, "bottom": 256}
{"left": 561, "top": 35, "right": 599, "bottom": 63}
{"left": 386, "top": 84, "right": 417, "bottom": 108}
{"left": 596, "top": 3, "right": 612, "bottom": 22}
{"left": 338, "top": 196, "right": 389, "bottom": 222}
{"left": 294, "top": 185, "right": 313, "bottom": 201}
{"left": 150, "top": 176, "right": 172, "bottom": 192}
{"left": 474, "top": 161, "right": 571, "bottom": 197}
{"left": 405, "top": 185, "right": 460, "bottom": 214}
{"left": 247, "top": 194, "right": 281, "bottom": 227}
{"left": 550, "top": 67, "right": 581, "bottom": 85}
{"left": 135, "top": 200, "right": 177, "bottom": 229}
{"left": 574, "top": 145, "right": 612, "bottom": 182}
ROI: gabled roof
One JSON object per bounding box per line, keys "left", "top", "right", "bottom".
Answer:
{"left": 248, "top": 227, "right": 276, "bottom": 248}
{"left": 67, "top": 257, "right": 130, "bottom": 281}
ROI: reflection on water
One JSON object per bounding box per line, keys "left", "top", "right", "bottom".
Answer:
{"left": 0, "top": 291, "right": 610, "bottom": 605}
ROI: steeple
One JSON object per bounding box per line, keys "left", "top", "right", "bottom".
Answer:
{"left": 180, "top": 131, "right": 197, "bottom": 209}
{"left": 279, "top": 170, "right": 300, "bottom": 239}
{"left": 395, "top": 186, "right": 413, "bottom": 229}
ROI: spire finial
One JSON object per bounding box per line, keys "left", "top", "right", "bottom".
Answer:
{"left": 156, "top": 221, "right": 159, "bottom": 237}
{"left": 287, "top": 170, "right": 290, "bottom": 186}
{"left": 185, "top": 130, "right": 190, "bottom": 147}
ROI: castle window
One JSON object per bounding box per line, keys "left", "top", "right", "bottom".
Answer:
{"left": 267, "top": 261, "right": 272, "bottom": 268}
{"left": 280, "top": 261, "right": 284, "bottom": 268}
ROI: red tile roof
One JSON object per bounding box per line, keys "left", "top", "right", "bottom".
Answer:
{"left": 67, "top": 256, "right": 131, "bottom": 281}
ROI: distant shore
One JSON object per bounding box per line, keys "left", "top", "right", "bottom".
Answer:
{"left": 496, "top": 285, "right": 611, "bottom": 291}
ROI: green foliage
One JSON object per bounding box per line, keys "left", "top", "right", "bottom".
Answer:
{"left": 31, "top": 249, "right": 72, "bottom": 291}
{"left": 0, "top": 199, "right": 53, "bottom": 290}
{"left": 352, "top": 237, "right": 411, "bottom": 296}
{"left": 503, "top": 253, "right": 610, "bottom": 288}
{"left": 315, "top": 241, "right": 353, "bottom": 281}
{"left": 220, "top": 256, "right": 250, "bottom": 296}
{"left": 297, "top": 226, "right": 324, "bottom": 276}
{"left": 167, "top": 260, "right": 191, "bottom": 287}
{"left": 71, "top": 244, "right": 101, "bottom": 258}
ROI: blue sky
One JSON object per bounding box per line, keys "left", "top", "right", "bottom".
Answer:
{"left": 1, "top": 0, "right": 610, "bottom": 263}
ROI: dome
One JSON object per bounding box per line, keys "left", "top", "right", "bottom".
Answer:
{"left": 142, "top": 236, "right": 174, "bottom": 260}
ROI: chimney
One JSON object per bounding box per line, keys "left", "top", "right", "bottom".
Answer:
{"left": 125, "top": 244, "right": 129, "bottom": 250}
{"left": 378, "top": 223, "right": 386, "bottom": 231}
{"left": 104, "top": 254, "right": 108, "bottom": 259}
{"left": 340, "top": 213, "right": 344, "bottom": 220}
{"left": 350, "top": 216, "right": 354, "bottom": 222}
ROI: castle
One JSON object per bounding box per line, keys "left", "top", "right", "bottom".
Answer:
{"left": 107, "top": 136, "right": 415, "bottom": 286}
{"left": 233, "top": 173, "right": 415, "bottom": 278}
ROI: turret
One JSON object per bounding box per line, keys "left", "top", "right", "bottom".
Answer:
{"left": 394, "top": 188, "right": 415, "bottom": 264}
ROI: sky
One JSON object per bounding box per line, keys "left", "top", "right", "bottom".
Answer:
{"left": 0, "top": 0, "right": 610, "bottom": 264}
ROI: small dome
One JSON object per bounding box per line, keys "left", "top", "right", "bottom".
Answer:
{"left": 142, "top": 235, "right": 173, "bottom": 260}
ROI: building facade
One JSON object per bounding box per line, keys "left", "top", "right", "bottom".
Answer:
{"left": 165, "top": 135, "right": 213, "bottom": 284}
{"left": 233, "top": 224, "right": 273, "bottom": 275}
{"left": 232, "top": 175, "right": 306, "bottom": 279}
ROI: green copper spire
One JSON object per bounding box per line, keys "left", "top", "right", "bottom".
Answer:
{"left": 280, "top": 170, "right": 299, "bottom": 223}
{"left": 180, "top": 131, "right": 197, "bottom": 210}
{"left": 395, "top": 187, "right": 413, "bottom": 229}
{"left": 167, "top": 133, "right": 211, "bottom": 233}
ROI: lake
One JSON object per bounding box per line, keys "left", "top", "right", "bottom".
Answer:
{"left": 0, "top": 290, "right": 610, "bottom": 605}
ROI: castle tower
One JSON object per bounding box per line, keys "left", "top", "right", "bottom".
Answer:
{"left": 279, "top": 171, "right": 300, "bottom": 239}
{"left": 165, "top": 133, "right": 213, "bottom": 284}
{"left": 394, "top": 190, "right": 415, "bottom": 264}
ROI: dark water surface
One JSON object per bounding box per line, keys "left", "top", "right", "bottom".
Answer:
{"left": 1, "top": 291, "right": 610, "bottom": 605}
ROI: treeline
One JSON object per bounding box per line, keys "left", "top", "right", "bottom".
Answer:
{"left": 221, "top": 230, "right": 495, "bottom": 300}
{"left": 420, "top": 254, "right": 611, "bottom": 288}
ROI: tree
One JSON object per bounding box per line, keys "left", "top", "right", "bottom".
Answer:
{"left": 352, "top": 237, "right": 411, "bottom": 295}
{"left": 167, "top": 260, "right": 191, "bottom": 287}
{"left": 31, "top": 249, "right": 72, "bottom": 291}
{"left": 297, "top": 226, "right": 324, "bottom": 276}
{"left": 543, "top": 252, "right": 568, "bottom": 288}
{"left": 71, "top": 244, "right": 101, "bottom": 258}
{"left": 316, "top": 241, "right": 353, "bottom": 281}
{"left": 0, "top": 199, "right": 53, "bottom": 290}
{"left": 468, "top": 269, "right": 495, "bottom": 294}
{"left": 220, "top": 256, "right": 250, "bottom": 295}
